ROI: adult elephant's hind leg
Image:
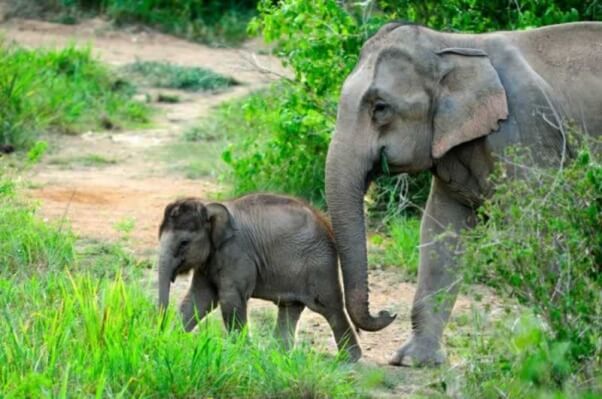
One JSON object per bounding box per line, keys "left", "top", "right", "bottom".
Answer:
{"left": 390, "top": 178, "right": 475, "bottom": 367}
{"left": 275, "top": 302, "right": 304, "bottom": 350}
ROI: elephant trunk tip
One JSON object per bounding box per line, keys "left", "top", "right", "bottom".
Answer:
{"left": 346, "top": 288, "right": 396, "bottom": 332}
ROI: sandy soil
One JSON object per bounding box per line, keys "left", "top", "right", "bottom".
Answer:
{"left": 1, "top": 18, "right": 501, "bottom": 397}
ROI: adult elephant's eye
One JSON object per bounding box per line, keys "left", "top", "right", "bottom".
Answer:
{"left": 372, "top": 100, "right": 392, "bottom": 125}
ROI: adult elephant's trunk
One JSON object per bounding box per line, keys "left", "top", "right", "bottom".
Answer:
{"left": 325, "top": 137, "right": 396, "bottom": 332}
{"left": 158, "top": 236, "right": 173, "bottom": 310}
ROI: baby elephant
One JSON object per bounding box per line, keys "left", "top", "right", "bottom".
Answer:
{"left": 157, "top": 194, "right": 361, "bottom": 361}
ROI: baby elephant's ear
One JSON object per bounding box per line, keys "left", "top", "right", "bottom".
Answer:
{"left": 206, "top": 203, "right": 234, "bottom": 249}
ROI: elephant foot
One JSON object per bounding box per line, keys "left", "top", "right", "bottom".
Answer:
{"left": 346, "top": 345, "right": 362, "bottom": 363}
{"left": 389, "top": 335, "right": 445, "bottom": 367}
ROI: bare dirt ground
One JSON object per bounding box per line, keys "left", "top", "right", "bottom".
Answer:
{"left": 2, "top": 18, "right": 502, "bottom": 397}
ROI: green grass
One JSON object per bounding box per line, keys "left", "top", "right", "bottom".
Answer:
{"left": 0, "top": 177, "right": 75, "bottom": 273}
{"left": 0, "top": 44, "right": 150, "bottom": 150}
{"left": 157, "top": 140, "right": 226, "bottom": 180}
{"left": 0, "top": 174, "right": 361, "bottom": 398}
{"left": 369, "top": 217, "right": 421, "bottom": 280}
{"left": 122, "top": 61, "right": 238, "bottom": 92}
{"left": 0, "top": 275, "right": 358, "bottom": 398}
{"left": 153, "top": 122, "right": 231, "bottom": 180}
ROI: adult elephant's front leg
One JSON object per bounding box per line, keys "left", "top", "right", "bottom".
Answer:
{"left": 390, "top": 178, "right": 475, "bottom": 367}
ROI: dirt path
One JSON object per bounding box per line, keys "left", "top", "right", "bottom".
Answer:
{"left": 2, "top": 18, "right": 500, "bottom": 397}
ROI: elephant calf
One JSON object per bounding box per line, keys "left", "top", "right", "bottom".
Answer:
{"left": 157, "top": 194, "right": 361, "bottom": 361}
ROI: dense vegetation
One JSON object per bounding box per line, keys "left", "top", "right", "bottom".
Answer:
{"left": 457, "top": 144, "right": 601, "bottom": 396}
{"left": 0, "top": 44, "right": 148, "bottom": 150}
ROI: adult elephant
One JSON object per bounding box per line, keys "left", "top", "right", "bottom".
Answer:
{"left": 325, "top": 21, "right": 602, "bottom": 366}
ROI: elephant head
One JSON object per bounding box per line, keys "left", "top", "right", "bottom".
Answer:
{"left": 325, "top": 23, "right": 508, "bottom": 331}
{"left": 157, "top": 198, "right": 234, "bottom": 309}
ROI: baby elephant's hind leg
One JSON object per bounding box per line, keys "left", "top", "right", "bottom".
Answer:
{"left": 324, "top": 308, "right": 361, "bottom": 362}
{"left": 275, "top": 302, "right": 305, "bottom": 350}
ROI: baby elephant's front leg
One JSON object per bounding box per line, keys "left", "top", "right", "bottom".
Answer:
{"left": 180, "top": 271, "right": 218, "bottom": 332}
{"left": 219, "top": 288, "right": 248, "bottom": 332}
{"left": 275, "top": 303, "right": 305, "bottom": 350}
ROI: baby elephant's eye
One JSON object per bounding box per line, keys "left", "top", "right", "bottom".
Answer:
{"left": 177, "top": 240, "right": 191, "bottom": 252}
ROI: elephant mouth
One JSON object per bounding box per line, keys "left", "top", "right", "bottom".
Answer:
{"left": 367, "top": 150, "right": 424, "bottom": 189}
{"left": 387, "top": 164, "right": 417, "bottom": 174}
{"left": 171, "top": 259, "right": 185, "bottom": 282}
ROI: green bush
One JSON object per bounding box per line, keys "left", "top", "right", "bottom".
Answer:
{"left": 0, "top": 44, "right": 149, "bottom": 150}
{"left": 217, "top": 0, "right": 384, "bottom": 206}
{"left": 451, "top": 310, "right": 600, "bottom": 397}
{"left": 460, "top": 145, "right": 601, "bottom": 393}
{"left": 219, "top": 84, "right": 332, "bottom": 204}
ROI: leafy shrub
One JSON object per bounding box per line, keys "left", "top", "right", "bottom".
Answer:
{"left": 219, "top": 84, "right": 332, "bottom": 204}
{"left": 451, "top": 310, "right": 600, "bottom": 397}
{"left": 217, "top": 0, "right": 386, "bottom": 206}
{"left": 0, "top": 44, "right": 149, "bottom": 149}
{"left": 460, "top": 145, "right": 601, "bottom": 391}
{"left": 122, "top": 61, "right": 237, "bottom": 92}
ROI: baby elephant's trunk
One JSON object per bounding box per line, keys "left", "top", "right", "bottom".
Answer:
{"left": 157, "top": 235, "right": 174, "bottom": 309}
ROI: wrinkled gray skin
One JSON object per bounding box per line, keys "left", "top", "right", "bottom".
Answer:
{"left": 325, "top": 22, "right": 602, "bottom": 367}
{"left": 158, "top": 194, "right": 361, "bottom": 361}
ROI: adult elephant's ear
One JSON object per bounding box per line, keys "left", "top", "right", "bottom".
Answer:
{"left": 206, "top": 203, "right": 234, "bottom": 249}
{"left": 432, "top": 48, "right": 508, "bottom": 159}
